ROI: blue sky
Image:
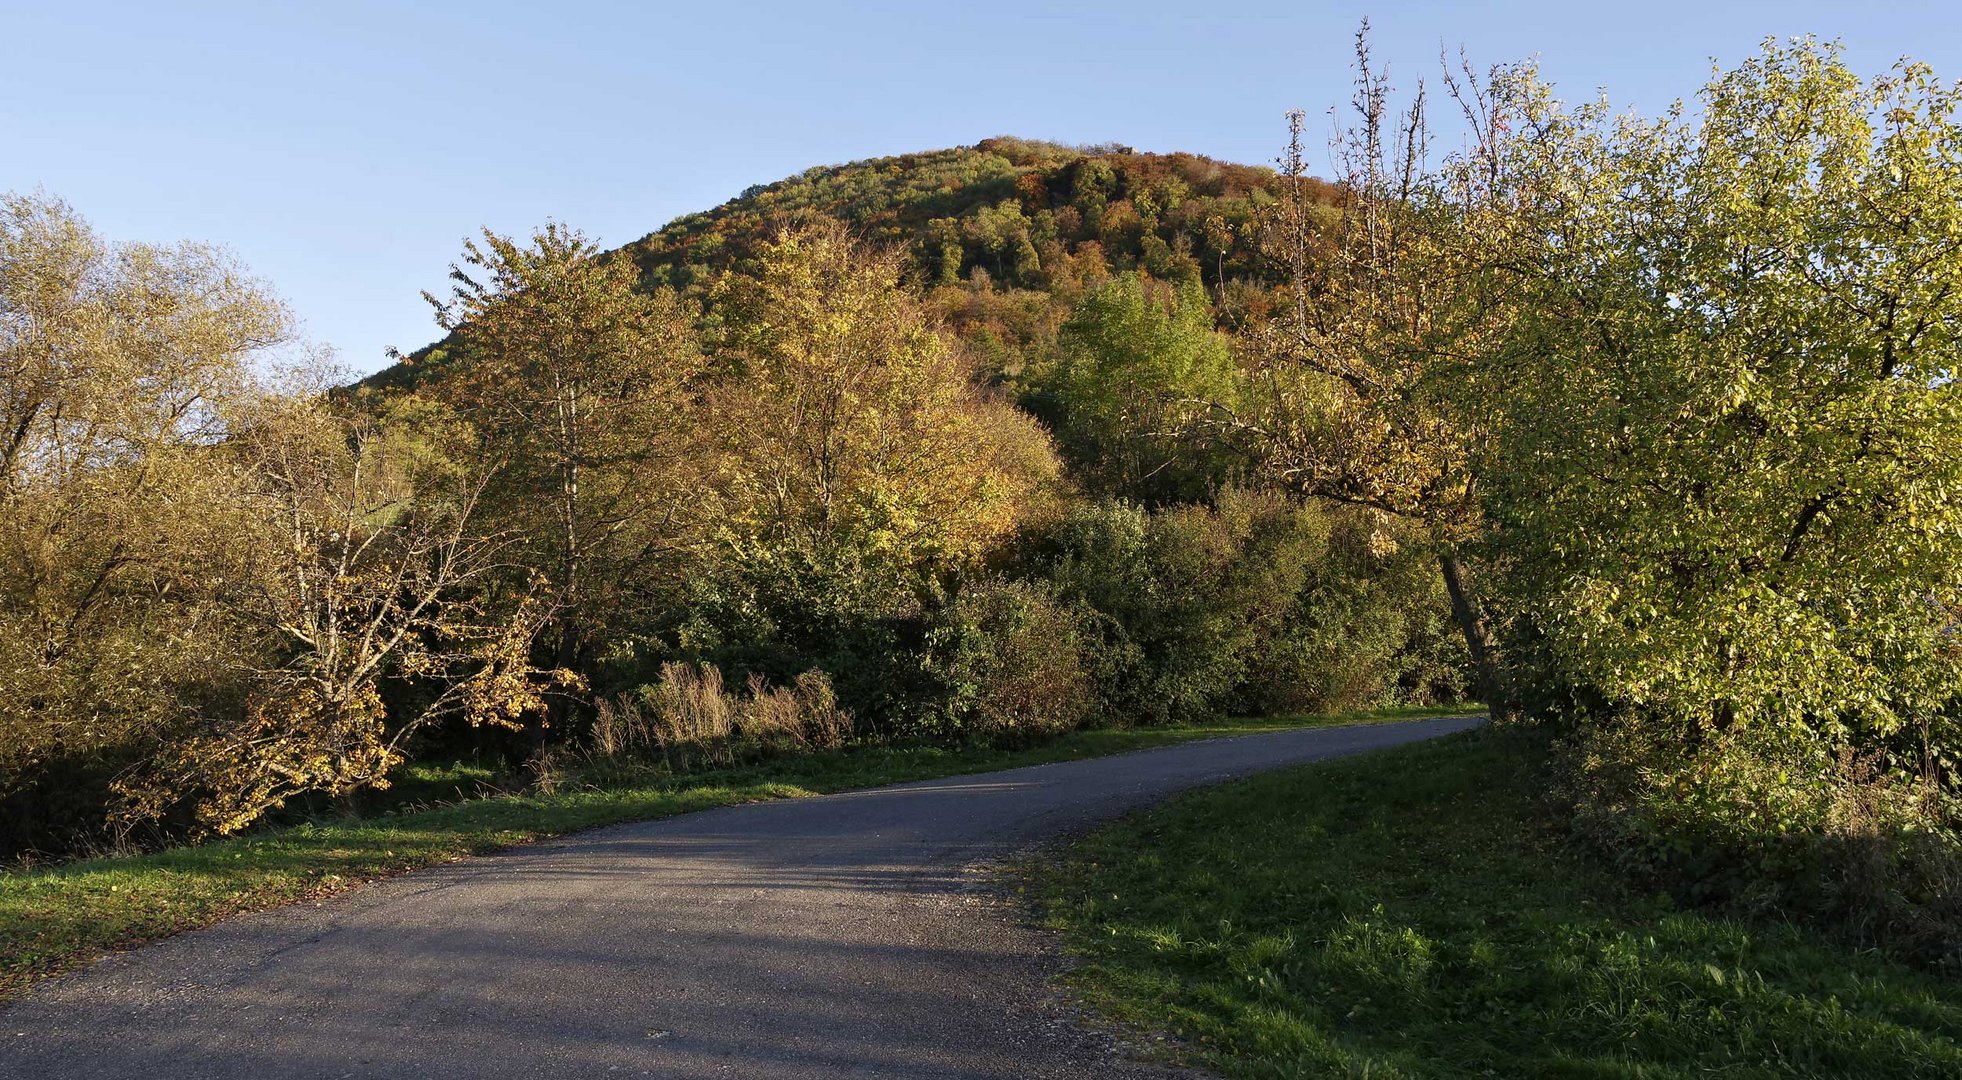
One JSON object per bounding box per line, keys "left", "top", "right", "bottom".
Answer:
{"left": 5, "top": 1, "right": 1958, "bottom": 374}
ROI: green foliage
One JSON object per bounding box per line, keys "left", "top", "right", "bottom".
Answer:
{"left": 1030, "top": 273, "right": 1245, "bottom": 504}
{"left": 1561, "top": 720, "right": 1962, "bottom": 968}
{"left": 635, "top": 534, "right": 924, "bottom": 727}
{"left": 628, "top": 483, "right": 1462, "bottom": 743}
{"left": 1019, "top": 490, "right": 1458, "bottom": 725}
{"left": 617, "top": 138, "right": 1305, "bottom": 302}
{"left": 909, "top": 579, "right": 1096, "bottom": 741}
{"left": 1237, "top": 510, "right": 1469, "bottom": 717}
{"left": 1482, "top": 42, "right": 1962, "bottom": 750}
{"left": 1235, "top": 29, "right": 1962, "bottom": 968}
{"left": 1032, "top": 731, "right": 1962, "bottom": 1078}
{"left": 1425, "top": 40, "right": 1962, "bottom": 960}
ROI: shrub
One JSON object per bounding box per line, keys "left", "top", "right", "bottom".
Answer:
{"left": 911, "top": 580, "right": 1096, "bottom": 741}
{"left": 1235, "top": 509, "right": 1468, "bottom": 716}
{"left": 1020, "top": 490, "right": 1464, "bottom": 725}
{"left": 620, "top": 539, "right": 923, "bottom": 729}
{"left": 0, "top": 746, "right": 147, "bottom": 864}
{"left": 1020, "top": 495, "right": 1294, "bottom": 724}
{"left": 1559, "top": 717, "right": 1962, "bottom": 969}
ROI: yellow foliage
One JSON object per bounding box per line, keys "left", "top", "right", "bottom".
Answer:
{"left": 708, "top": 219, "right": 1063, "bottom": 572}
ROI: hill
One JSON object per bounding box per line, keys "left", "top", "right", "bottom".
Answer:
{"left": 362, "top": 138, "right": 1339, "bottom": 393}
{"left": 622, "top": 136, "right": 1306, "bottom": 293}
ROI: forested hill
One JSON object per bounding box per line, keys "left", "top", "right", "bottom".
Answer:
{"left": 622, "top": 136, "right": 1308, "bottom": 293}
{"left": 361, "top": 137, "right": 1340, "bottom": 393}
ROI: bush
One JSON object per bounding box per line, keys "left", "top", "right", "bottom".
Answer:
{"left": 909, "top": 580, "right": 1096, "bottom": 741}
{"left": 1559, "top": 717, "right": 1962, "bottom": 969}
{"left": 1235, "top": 509, "right": 1469, "bottom": 716}
{"left": 612, "top": 539, "right": 924, "bottom": 730}
{"left": 1021, "top": 494, "right": 1294, "bottom": 724}
{"left": 1020, "top": 490, "right": 1465, "bottom": 725}
{"left": 0, "top": 747, "right": 143, "bottom": 864}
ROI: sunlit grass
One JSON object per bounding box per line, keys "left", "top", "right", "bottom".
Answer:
{"left": 1030, "top": 730, "right": 1962, "bottom": 1077}
{"left": 0, "top": 703, "right": 1474, "bottom": 1002}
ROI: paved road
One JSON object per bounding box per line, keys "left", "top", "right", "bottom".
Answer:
{"left": 3, "top": 716, "right": 1480, "bottom": 1080}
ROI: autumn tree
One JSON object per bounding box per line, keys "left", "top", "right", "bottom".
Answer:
{"left": 1239, "top": 26, "right": 1515, "bottom": 704}
{"left": 118, "top": 390, "right": 571, "bottom": 835}
{"left": 707, "top": 218, "right": 1061, "bottom": 575}
{"left": 0, "top": 191, "right": 287, "bottom": 846}
{"left": 425, "top": 224, "right": 705, "bottom": 668}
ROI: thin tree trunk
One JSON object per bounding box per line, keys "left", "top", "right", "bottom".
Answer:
{"left": 1438, "top": 550, "right": 1503, "bottom": 717}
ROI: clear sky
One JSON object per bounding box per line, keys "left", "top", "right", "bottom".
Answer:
{"left": 5, "top": 1, "right": 1958, "bottom": 374}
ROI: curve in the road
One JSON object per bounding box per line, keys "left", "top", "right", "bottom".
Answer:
{"left": 3, "top": 715, "right": 1482, "bottom": 1080}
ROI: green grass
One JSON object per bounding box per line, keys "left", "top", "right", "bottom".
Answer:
{"left": 1028, "top": 730, "right": 1962, "bottom": 1079}
{"left": 0, "top": 704, "right": 1468, "bottom": 1003}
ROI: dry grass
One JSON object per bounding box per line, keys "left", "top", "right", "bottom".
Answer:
{"left": 592, "top": 663, "right": 851, "bottom": 770}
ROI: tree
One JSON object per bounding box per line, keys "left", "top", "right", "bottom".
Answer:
{"left": 1237, "top": 26, "right": 1515, "bottom": 705}
{"left": 1072, "top": 158, "right": 1118, "bottom": 236}
{"left": 707, "top": 218, "right": 1061, "bottom": 575}
{"left": 1200, "top": 214, "right": 1236, "bottom": 298}
{"left": 968, "top": 200, "right": 1041, "bottom": 285}
{"left": 1480, "top": 41, "right": 1962, "bottom": 751}
{"left": 117, "top": 391, "right": 571, "bottom": 836}
{"left": 424, "top": 224, "right": 705, "bottom": 668}
{"left": 1035, "top": 273, "right": 1244, "bottom": 505}
{"left": 0, "top": 191, "right": 287, "bottom": 831}
{"left": 928, "top": 217, "right": 965, "bottom": 284}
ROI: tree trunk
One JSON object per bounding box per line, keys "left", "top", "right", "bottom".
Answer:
{"left": 1438, "top": 550, "right": 1505, "bottom": 718}
{"left": 532, "top": 626, "right": 582, "bottom": 767}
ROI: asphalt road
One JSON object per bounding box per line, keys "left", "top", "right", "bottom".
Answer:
{"left": 3, "top": 715, "right": 1481, "bottom": 1080}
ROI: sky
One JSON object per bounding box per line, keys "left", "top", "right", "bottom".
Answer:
{"left": 5, "top": 1, "right": 1959, "bottom": 375}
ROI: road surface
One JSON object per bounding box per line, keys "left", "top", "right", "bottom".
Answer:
{"left": 3, "top": 715, "right": 1481, "bottom": 1079}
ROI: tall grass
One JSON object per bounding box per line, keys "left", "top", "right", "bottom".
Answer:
{"left": 591, "top": 663, "right": 850, "bottom": 771}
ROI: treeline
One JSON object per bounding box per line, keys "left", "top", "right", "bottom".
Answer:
{"left": 372, "top": 137, "right": 1332, "bottom": 398}
{"left": 0, "top": 201, "right": 1460, "bottom": 860}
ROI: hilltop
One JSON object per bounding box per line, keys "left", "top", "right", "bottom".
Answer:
{"left": 621, "top": 136, "right": 1305, "bottom": 292}
{"left": 363, "top": 138, "right": 1339, "bottom": 393}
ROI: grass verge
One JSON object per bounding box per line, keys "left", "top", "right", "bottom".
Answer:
{"left": 1028, "top": 729, "right": 1962, "bottom": 1078}
{"left": 0, "top": 704, "right": 1467, "bottom": 1004}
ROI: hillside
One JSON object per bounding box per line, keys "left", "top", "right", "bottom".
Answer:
{"left": 362, "top": 138, "right": 1339, "bottom": 393}
{"left": 622, "top": 136, "right": 1307, "bottom": 293}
